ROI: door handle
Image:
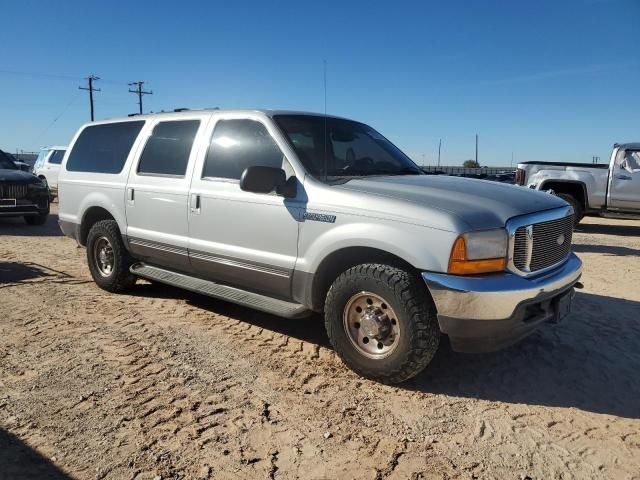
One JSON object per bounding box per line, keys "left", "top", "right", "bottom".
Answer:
{"left": 615, "top": 174, "right": 632, "bottom": 180}
{"left": 127, "top": 187, "right": 135, "bottom": 205}
{"left": 190, "top": 194, "right": 201, "bottom": 214}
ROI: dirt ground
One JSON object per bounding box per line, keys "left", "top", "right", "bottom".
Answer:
{"left": 1, "top": 205, "right": 639, "bottom": 480}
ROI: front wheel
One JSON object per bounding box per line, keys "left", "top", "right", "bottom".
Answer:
{"left": 324, "top": 264, "right": 440, "bottom": 384}
{"left": 556, "top": 193, "right": 584, "bottom": 227}
{"left": 86, "top": 220, "right": 136, "bottom": 292}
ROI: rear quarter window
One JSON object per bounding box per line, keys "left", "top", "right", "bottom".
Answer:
{"left": 66, "top": 121, "right": 145, "bottom": 173}
{"left": 48, "top": 150, "right": 66, "bottom": 165}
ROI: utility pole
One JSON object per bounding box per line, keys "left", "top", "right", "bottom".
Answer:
{"left": 79, "top": 75, "right": 100, "bottom": 121}
{"left": 475, "top": 134, "right": 479, "bottom": 166}
{"left": 437, "top": 139, "right": 442, "bottom": 168}
{"left": 128, "top": 81, "right": 153, "bottom": 115}
{"left": 511, "top": 151, "right": 514, "bottom": 168}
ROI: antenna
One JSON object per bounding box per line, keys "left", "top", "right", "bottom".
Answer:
{"left": 437, "top": 139, "right": 442, "bottom": 168}
{"left": 323, "top": 59, "right": 328, "bottom": 182}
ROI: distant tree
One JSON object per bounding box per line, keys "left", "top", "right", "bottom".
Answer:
{"left": 463, "top": 159, "right": 480, "bottom": 168}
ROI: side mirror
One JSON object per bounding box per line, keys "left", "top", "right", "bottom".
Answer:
{"left": 240, "top": 166, "right": 287, "bottom": 195}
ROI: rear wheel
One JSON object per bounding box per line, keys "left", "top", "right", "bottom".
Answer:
{"left": 324, "top": 263, "right": 440, "bottom": 384}
{"left": 86, "top": 220, "right": 136, "bottom": 292}
{"left": 556, "top": 193, "right": 584, "bottom": 226}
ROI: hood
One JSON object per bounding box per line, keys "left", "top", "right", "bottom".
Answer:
{"left": 0, "top": 169, "right": 41, "bottom": 184}
{"left": 335, "top": 174, "right": 567, "bottom": 230}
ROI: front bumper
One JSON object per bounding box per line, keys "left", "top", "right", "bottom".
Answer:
{"left": 423, "top": 253, "right": 582, "bottom": 352}
{"left": 0, "top": 199, "right": 49, "bottom": 217}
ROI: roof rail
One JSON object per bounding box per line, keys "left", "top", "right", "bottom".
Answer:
{"left": 174, "top": 108, "right": 190, "bottom": 112}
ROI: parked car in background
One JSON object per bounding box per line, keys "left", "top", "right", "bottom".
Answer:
{"left": 0, "top": 153, "right": 50, "bottom": 225}
{"left": 0, "top": 149, "right": 31, "bottom": 172}
{"left": 58, "top": 109, "right": 582, "bottom": 383}
{"left": 516, "top": 143, "right": 640, "bottom": 225}
{"left": 33, "top": 146, "right": 67, "bottom": 195}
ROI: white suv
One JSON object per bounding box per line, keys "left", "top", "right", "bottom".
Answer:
{"left": 58, "top": 109, "right": 582, "bottom": 383}
{"left": 33, "top": 146, "right": 67, "bottom": 194}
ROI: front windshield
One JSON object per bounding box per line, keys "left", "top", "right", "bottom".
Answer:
{"left": 274, "top": 115, "right": 422, "bottom": 181}
{"left": 0, "top": 151, "right": 18, "bottom": 169}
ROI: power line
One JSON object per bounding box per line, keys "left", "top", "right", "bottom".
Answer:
{"left": 33, "top": 91, "right": 82, "bottom": 145}
{"left": 128, "top": 81, "right": 153, "bottom": 115}
{"left": 79, "top": 75, "right": 101, "bottom": 121}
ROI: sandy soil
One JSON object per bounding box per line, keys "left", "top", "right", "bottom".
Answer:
{"left": 1, "top": 205, "right": 639, "bottom": 480}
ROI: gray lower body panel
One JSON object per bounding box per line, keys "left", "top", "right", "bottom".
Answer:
{"left": 130, "top": 263, "right": 310, "bottom": 319}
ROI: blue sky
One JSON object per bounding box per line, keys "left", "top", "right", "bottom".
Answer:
{"left": 1, "top": 0, "right": 638, "bottom": 166}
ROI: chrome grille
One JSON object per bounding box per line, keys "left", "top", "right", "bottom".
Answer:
{"left": 0, "top": 183, "right": 28, "bottom": 199}
{"left": 513, "top": 214, "right": 574, "bottom": 273}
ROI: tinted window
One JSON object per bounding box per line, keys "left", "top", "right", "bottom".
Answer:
{"left": 274, "top": 115, "right": 421, "bottom": 181}
{"left": 48, "top": 150, "right": 65, "bottom": 165}
{"left": 202, "top": 119, "right": 284, "bottom": 180}
{"left": 66, "top": 121, "right": 144, "bottom": 173}
{"left": 137, "top": 120, "right": 200, "bottom": 176}
{"left": 0, "top": 153, "right": 17, "bottom": 170}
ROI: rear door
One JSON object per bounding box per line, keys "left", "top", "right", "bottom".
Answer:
{"left": 125, "top": 115, "right": 209, "bottom": 272}
{"left": 609, "top": 148, "right": 640, "bottom": 211}
{"left": 44, "top": 149, "right": 65, "bottom": 189}
{"left": 187, "top": 114, "right": 303, "bottom": 298}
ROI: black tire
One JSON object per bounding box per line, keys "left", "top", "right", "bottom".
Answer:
{"left": 556, "top": 193, "right": 584, "bottom": 227}
{"left": 24, "top": 213, "right": 48, "bottom": 226}
{"left": 86, "top": 219, "right": 136, "bottom": 292}
{"left": 324, "top": 264, "right": 440, "bottom": 384}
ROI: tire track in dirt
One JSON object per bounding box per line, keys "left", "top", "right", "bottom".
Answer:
{"left": 2, "top": 211, "right": 640, "bottom": 479}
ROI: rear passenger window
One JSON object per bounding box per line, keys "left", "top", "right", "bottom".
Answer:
{"left": 66, "top": 121, "right": 144, "bottom": 174}
{"left": 137, "top": 120, "right": 200, "bottom": 176}
{"left": 202, "top": 119, "right": 284, "bottom": 180}
{"left": 48, "top": 150, "right": 65, "bottom": 165}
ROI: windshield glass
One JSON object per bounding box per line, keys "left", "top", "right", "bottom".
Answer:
{"left": 274, "top": 115, "right": 422, "bottom": 181}
{"left": 0, "top": 151, "right": 18, "bottom": 169}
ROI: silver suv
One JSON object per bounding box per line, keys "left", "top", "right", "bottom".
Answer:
{"left": 58, "top": 109, "right": 582, "bottom": 383}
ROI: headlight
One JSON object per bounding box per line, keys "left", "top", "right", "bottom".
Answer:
{"left": 29, "top": 179, "right": 46, "bottom": 189}
{"left": 448, "top": 228, "right": 507, "bottom": 275}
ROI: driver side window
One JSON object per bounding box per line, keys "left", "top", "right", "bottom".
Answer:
{"left": 202, "top": 119, "right": 287, "bottom": 180}
{"left": 624, "top": 151, "right": 640, "bottom": 172}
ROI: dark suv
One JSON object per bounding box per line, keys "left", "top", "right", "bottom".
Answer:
{"left": 0, "top": 150, "right": 50, "bottom": 225}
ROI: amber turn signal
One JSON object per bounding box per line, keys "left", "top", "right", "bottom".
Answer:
{"left": 448, "top": 236, "right": 506, "bottom": 275}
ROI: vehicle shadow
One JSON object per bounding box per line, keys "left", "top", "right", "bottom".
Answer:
{"left": 129, "top": 282, "right": 331, "bottom": 347}
{"left": 573, "top": 243, "right": 640, "bottom": 256}
{"left": 0, "top": 261, "right": 55, "bottom": 286}
{"left": 411, "top": 291, "right": 640, "bottom": 419}
{"left": 130, "top": 283, "right": 640, "bottom": 419}
{"left": 0, "top": 213, "right": 63, "bottom": 237}
{"left": 577, "top": 221, "right": 640, "bottom": 236}
{"left": 0, "top": 429, "right": 72, "bottom": 480}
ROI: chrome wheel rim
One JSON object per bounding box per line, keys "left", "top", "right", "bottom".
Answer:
{"left": 343, "top": 291, "right": 401, "bottom": 359}
{"left": 93, "top": 236, "right": 114, "bottom": 277}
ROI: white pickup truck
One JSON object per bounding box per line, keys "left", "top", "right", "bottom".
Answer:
{"left": 515, "top": 143, "right": 640, "bottom": 225}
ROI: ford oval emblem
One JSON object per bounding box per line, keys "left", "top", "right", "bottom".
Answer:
{"left": 557, "top": 233, "right": 566, "bottom": 246}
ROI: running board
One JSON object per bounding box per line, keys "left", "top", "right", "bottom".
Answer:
{"left": 599, "top": 211, "right": 640, "bottom": 221}
{"left": 130, "top": 263, "right": 311, "bottom": 319}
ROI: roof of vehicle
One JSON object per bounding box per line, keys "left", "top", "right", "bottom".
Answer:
{"left": 95, "top": 108, "right": 353, "bottom": 124}
{"left": 615, "top": 142, "right": 640, "bottom": 150}
{"left": 517, "top": 161, "right": 609, "bottom": 169}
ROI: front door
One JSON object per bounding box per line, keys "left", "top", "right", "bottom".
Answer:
{"left": 609, "top": 148, "right": 640, "bottom": 212}
{"left": 125, "top": 116, "right": 208, "bottom": 272}
{"left": 188, "top": 115, "right": 303, "bottom": 298}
